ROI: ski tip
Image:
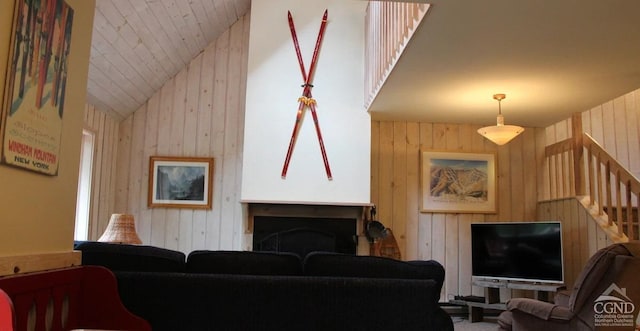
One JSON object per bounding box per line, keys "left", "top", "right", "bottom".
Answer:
{"left": 323, "top": 9, "right": 328, "bottom": 17}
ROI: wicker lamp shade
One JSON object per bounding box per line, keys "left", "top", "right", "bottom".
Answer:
{"left": 98, "top": 214, "right": 142, "bottom": 244}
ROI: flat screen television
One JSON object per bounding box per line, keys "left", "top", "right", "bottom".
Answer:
{"left": 471, "top": 221, "right": 564, "bottom": 284}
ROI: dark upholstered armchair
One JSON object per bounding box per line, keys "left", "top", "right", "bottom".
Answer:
{"left": 498, "top": 242, "right": 640, "bottom": 331}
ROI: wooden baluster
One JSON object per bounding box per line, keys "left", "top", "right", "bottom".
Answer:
{"left": 634, "top": 193, "right": 639, "bottom": 240}
{"left": 625, "top": 181, "right": 632, "bottom": 239}
{"left": 615, "top": 170, "right": 623, "bottom": 235}
{"left": 569, "top": 150, "right": 575, "bottom": 196}
{"left": 560, "top": 152, "right": 567, "bottom": 197}
{"left": 588, "top": 147, "right": 595, "bottom": 206}
{"left": 606, "top": 162, "right": 613, "bottom": 226}
{"left": 555, "top": 154, "right": 562, "bottom": 198}
{"left": 596, "top": 154, "right": 604, "bottom": 216}
{"left": 549, "top": 155, "right": 556, "bottom": 199}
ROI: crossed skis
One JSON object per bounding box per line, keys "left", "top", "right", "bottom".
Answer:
{"left": 281, "top": 10, "right": 332, "bottom": 180}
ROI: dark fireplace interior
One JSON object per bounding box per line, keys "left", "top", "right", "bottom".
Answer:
{"left": 253, "top": 216, "right": 357, "bottom": 258}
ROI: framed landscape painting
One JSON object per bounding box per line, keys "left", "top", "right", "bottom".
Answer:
{"left": 420, "top": 151, "right": 496, "bottom": 213}
{"left": 148, "top": 156, "right": 214, "bottom": 209}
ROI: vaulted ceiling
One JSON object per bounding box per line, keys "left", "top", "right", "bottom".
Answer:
{"left": 88, "top": 0, "right": 640, "bottom": 127}
{"left": 87, "top": 0, "right": 251, "bottom": 120}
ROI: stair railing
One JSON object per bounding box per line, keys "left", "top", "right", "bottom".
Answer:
{"left": 545, "top": 131, "right": 639, "bottom": 241}
{"left": 364, "top": 2, "right": 429, "bottom": 109}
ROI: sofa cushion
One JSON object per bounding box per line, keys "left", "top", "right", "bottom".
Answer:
{"left": 186, "top": 250, "right": 303, "bottom": 276}
{"left": 115, "top": 271, "right": 452, "bottom": 331}
{"left": 75, "top": 241, "right": 186, "bottom": 272}
{"left": 303, "top": 252, "right": 445, "bottom": 288}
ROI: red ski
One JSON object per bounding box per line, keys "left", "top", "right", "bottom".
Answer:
{"left": 281, "top": 10, "right": 332, "bottom": 180}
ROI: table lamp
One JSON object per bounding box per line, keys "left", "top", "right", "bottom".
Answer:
{"left": 98, "top": 213, "right": 142, "bottom": 244}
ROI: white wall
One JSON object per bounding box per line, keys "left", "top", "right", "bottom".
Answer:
{"left": 241, "top": 0, "right": 371, "bottom": 205}
{"left": 546, "top": 88, "right": 640, "bottom": 179}
{"left": 0, "top": 0, "right": 95, "bottom": 261}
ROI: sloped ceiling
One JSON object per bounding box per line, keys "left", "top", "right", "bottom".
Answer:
{"left": 87, "top": 0, "right": 251, "bottom": 120}
{"left": 88, "top": 0, "right": 640, "bottom": 128}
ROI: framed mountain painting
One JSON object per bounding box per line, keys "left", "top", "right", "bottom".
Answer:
{"left": 420, "top": 150, "right": 496, "bottom": 213}
{"left": 148, "top": 156, "right": 214, "bottom": 209}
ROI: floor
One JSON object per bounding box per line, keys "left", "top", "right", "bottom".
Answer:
{"left": 445, "top": 303, "right": 499, "bottom": 331}
{"left": 452, "top": 316, "right": 498, "bottom": 331}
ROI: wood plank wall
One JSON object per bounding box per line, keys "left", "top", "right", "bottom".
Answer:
{"left": 546, "top": 89, "right": 640, "bottom": 177}
{"left": 86, "top": 15, "right": 250, "bottom": 253}
{"left": 537, "top": 198, "right": 613, "bottom": 290}
{"left": 370, "top": 121, "right": 545, "bottom": 300}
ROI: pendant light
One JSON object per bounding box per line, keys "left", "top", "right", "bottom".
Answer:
{"left": 477, "top": 93, "right": 524, "bottom": 145}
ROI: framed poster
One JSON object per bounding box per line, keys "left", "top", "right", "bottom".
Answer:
{"left": 1, "top": 0, "right": 75, "bottom": 175}
{"left": 148, "top": 156, "right": 214, "bottom": 209}
{"left": 420, "top": 150, "right": 496, "bottom": 213}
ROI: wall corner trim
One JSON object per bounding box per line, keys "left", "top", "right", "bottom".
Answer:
{"left": 0, "top": 251, "right": 82, "bottom": 277}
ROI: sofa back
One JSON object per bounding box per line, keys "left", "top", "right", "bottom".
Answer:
{"left": 75, "top": 242, "right": 445, "bottom": 289}
{"left": 303, "top": 252, "right": 445, "bottom": 300}
{"left": 187, "top": 250, "right": 303, "bottom": 275}
{"left": 75, "top": 241, "right": 186, "bottom": 272}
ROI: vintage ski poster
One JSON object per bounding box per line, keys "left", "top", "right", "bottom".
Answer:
{"left": 1, "top": 0, "right": 74, "bottom": 175}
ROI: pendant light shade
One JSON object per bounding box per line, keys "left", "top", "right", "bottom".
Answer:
{"left": 477, "top": 94, "right": 524, "bottom": 145}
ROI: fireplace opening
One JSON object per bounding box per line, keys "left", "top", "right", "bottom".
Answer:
{"left": 252, "top": 216, "right": 357, "bottom": 258}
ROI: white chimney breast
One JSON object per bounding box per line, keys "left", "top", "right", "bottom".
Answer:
{"left": 241, "top": 0, "right": 370, "bottom": 205}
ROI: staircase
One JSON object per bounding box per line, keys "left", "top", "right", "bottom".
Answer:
{"left": 545, "top": 119, "right": 640, "bottom": 243}
{"left": 603, "top": 206, "right": 639, "bottom": 240}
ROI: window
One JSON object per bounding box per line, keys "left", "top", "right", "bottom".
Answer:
{"left": 74, "top": 129, "right": 95, "bottom": 241}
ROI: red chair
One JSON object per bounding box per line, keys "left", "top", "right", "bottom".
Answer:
{"left": 0, "top": 289, "right": 16, "bottom": 331}
{"left": 0, "top": 266, "right": 150, "bottom": 331}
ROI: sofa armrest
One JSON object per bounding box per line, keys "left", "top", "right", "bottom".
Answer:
{"left": 507, "top": 298, "right": 574, "bottom": 321}
{"left": 553, "top": 289, "right": 571, "bottom": 307}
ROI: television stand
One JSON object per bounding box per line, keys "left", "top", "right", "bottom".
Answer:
{"left": 454, "top": 280, "right": 565, "bottom": 323}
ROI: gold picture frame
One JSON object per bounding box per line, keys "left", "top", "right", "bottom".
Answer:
{"left": 420, "top": 150, "right": 496, "bottom": 213}
{"left": 148, "top": 156, "right": 214, "bottom": 209}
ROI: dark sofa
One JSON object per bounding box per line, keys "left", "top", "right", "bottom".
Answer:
{"left": 75, "top": 241, "right": 453, "bottom": 331}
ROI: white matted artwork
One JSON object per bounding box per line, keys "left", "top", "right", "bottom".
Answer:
{"left": 148, "top": 156, "right": 214, "bottom": 209}
{"left": 420, "top": 150, "right": 496, "bottom": 213}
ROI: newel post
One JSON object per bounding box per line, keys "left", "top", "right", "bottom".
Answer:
{"left": 572, "top": 113, "right": 585, "bottom": 195}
